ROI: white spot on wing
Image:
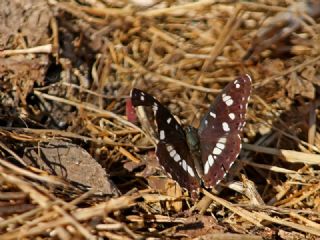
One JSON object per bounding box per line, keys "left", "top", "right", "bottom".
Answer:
{"left": 159, "top": 130, "right": 165, "bottom": 140}
{"left": 167, "top": 118, "right": 172, "bottom": 124}
{"left": 187, "top": 166, "right": 195, "bottom": 177}
{"left": 222, "top": 94, "right": 228, "bottom": 101}
{"left": 208, "top": 154, "right": 214, "bottom": 166}
{"left": 169, "top": 149, "right": 176, "bottom": 157}
{"left": 213, "top": 147, "right": 222, "bottom": 155}
{"left": 222, "top": 122, "right": 230, "bottom": 132}
{"left": 173, "top": 154, "right": 181, "bottom": 162}
{"left": 218, "top": 137, "right": 227, "bottom": 144}
{"left": 216, "top": 143, "right": 225, "bottom": 150}
{"left": 204, "top": 161, "right": 210, "bottom": 174}
{"left": 229, "top": 113, "right": 235, "bottom": 120}
{"left": 182, "top": 160, "right": 187, "bottom": 171}
{"left": 140, "top": 95, "right": 145, "bottom": 101}
{"left": 222, "top": 94, "right": 233, "bottom": 106}
{"left": 226, "top": 99, "right": 233, "bottom": 106}
{"left": 152, "top": 103, "right": 158, "bottom": 112}
{"left": 210, "top": 112, "right": 216, "bottom": 118}
{"left": 235, "top": 83, "right": 240, "bottom": 88}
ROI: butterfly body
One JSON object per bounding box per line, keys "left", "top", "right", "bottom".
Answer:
{"left": 131, "top": 74, "right": 252, "bottom": 193}
{"left": 185, "top": 126, "right": 201, "bottom": 158}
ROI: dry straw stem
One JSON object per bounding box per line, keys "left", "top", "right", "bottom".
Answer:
{"left": 202, "top": 189, "right": 263, "bottom": 227}
{"left": 51, "top": 205, "right": 96, "bottom": 240}
{"left": 0, "top": 157, "right": 65, "bottom": 186}
{"left": 60, "top": 82, "right": 122, "bottom": 100}
{"left": 32, "top": 91, "right": 153, "bottom": 149}
{"left": 276, "top": 183, "right": 320, "bottom": 208}
{"left": 0, "top": 140, "right": 27, "bottom": 166}
{"left": 201, "top": 5, "right": 244, "bottom": 71}
{"left": 0, "top": 172, "right": 51, "bottom": 208}
{"left": 54, "top": 2, "right": 109, "bottom": 25}
{"left": 78, "top": 4, "right": 133, "bottom": 17}
{"left": 252, "top": 97, "right": 320, "bottom": 154}
{"left": 241, "top": 159, "right": 297, "bottom": 174}
{"left": 244, "top": 143, "right": 320, "bottom": 165}
{"left": 255, "top": 212, "right": 320, "bottom": 237}
{"left": 239, "top": 2, "right": 288, "bottom": 12}
{"left": 194, "top": 233, "right": 264, "bottom": 240}
{"left": 137, "top": 1, "right": 289, "bottom": 17}
{"left": 254, "top": 55, "right": 320, "bottom": 88}
{"left": 0, "top": 44, "right": 52, "bottom": 57}
{"left": 236, "top": 203, "right": 320, "bottom": 217}
{"left": 290, "top": 212, "right": 320, "bottom": 230}
{"left": 96, "top": 217, "right": 141, "bottom": 239}
{"left": 117, "top": 146, "right": 141, "bottom": 163}
{"left": 254, "top": 116, "right": 320, "bottom": 154}
{"left": 0, "top": 127, "right": 98, "bottom": 144}
{"left": 225, "top": 186, "right": 320, "bottom": 237}
{"left": 1, "top": 194, "right": 137, "bottom": 239}
{"left": 137, "top": 0, "right": 217, "bottom": 16}
{"left": 50, "top": 17, "right": 59, "bottom": 59}
{"left": 0, "top": 190, "right": 95, "bottom": 234}
{"left": 308, "top": 100, "right": 319, "bottom": 149}
{"left": 124, "top": 55, "right": 219, "bottom": 93}
{"left": 33, "top": 90, "right": 141, "bottom": 132}
{"left": 127, "top": 214, "right": 186, "bottom": 224}
{"left": 225, "top": 181, "right": 265, "bottom": 206}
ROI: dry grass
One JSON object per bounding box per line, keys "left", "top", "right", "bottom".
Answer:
{"left": 0, "top": 0, "right": 320, "bottom": 239}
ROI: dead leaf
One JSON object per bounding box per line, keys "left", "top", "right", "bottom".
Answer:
{"left": 23, "top": 140, "right": 119, "bottom": 196}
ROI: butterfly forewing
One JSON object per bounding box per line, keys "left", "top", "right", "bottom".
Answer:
{"left": 131, "top": 88, "right": 200, "bottom": 192}
{"left": 198, "top": 74, "right": 252, "bottom": 187}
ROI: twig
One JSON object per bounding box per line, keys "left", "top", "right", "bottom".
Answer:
{"left": 244, "top": 143, "right": 320, "bottom": 165}
{"left": 0, "top": 44, "right": 52, "bottom": 57}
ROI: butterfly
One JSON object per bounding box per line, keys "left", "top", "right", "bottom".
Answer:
{"left": 130, "top": 74, "right": 252, "bottom": 193}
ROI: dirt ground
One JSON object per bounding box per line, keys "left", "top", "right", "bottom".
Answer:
{"left": 0, "top": 0, "right": 320, "bottom": 239}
